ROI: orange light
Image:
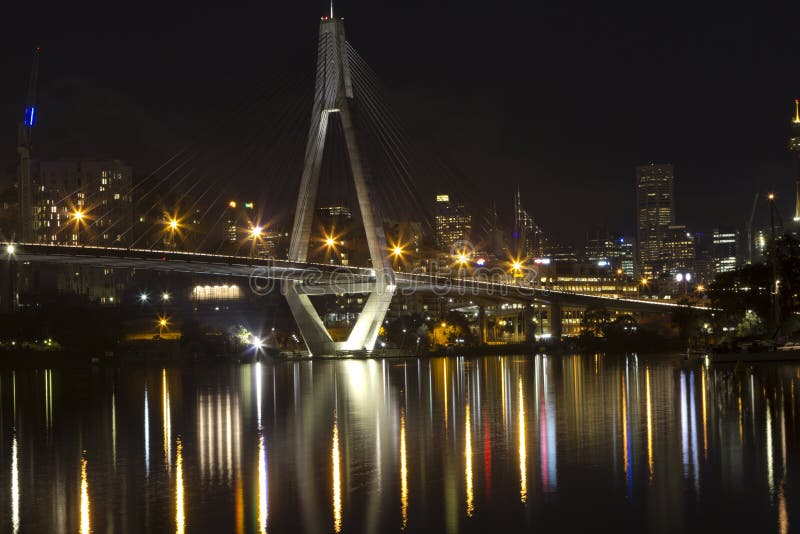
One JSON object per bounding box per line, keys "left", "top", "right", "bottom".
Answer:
{"left": 768, "top": 193, "right": 776, "bottom": 201}
{"left": 169, "top": 219, "right": 179, "bottom": 230}
{"left": 73, "top": 210, "right": 84, "bottom": 221}
{"left": 326, "top": 237, "right": 336, "bottom": 247}
{"left": 250, "top": 226, "right": 263, "bottom": 238}
{"left": 229, "top": 201, "right": 237, "bottom": 208}
{"left": 640, "top": 277, "right": 648, "bottom": 285}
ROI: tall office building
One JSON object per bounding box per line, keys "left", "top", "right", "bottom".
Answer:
{"left": 712, "top": 227, "right": 738, "bottom": 274}
{"left": 790, "top": 99, "right": 800, "bottom": 222}
{"left": 661, "top": 225, "right": 695, "bottom": 275}
{"left": 513, "top": 187, "right": 540, "bottom": 258}
{"left": 585, "top": 231, "right": 635, "bottom": 278}
{"left": 636, "top": 163, "right": 675, "bottom": 277}
{"left": 35, "top": 159, "right": 132, "bottom": 246}
{"left": 434, "top": 194, "right": 472, "bottom": 251}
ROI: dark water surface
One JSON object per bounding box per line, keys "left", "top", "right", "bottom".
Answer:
{"left": 1, "top": 354, "right": 798, "bottom": 533}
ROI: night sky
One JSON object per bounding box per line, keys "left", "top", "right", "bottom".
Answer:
{"left": 2, "top": 2, "right": 800, "bottom": 245}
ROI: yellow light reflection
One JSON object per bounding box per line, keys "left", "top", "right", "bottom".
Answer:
{"left": 518, "top": 377, "right": 527, "bottom": 504}
{"left": 176, "top": 438, "right": 185, "bottom": 534}
{"left": 332, "top": 418, "right": 342, "bottom": 533}
{"left": 11, "top": 431, "right": 19, "bottom": 534}
{"left": 80, "top": 454, "right": 90, "bottom": 534}
{"left": 465, "top": 403, "right": 474, "bottom": 517}
{"left": 646, "top": 368, "right": 653, "bottom": 479}
{"left": 701, "top": 366, "right": 708, "bottom": 458}
{"left": 622, "top": 375, "right": 628, "bottom": 482}
{"left": 258, "top": 434, "right": 268, "bottom": 534}
{"left": 400, "top": 409, "right": 408, "bottom": 530}
{"left": 162, "top": 369, "right": 172, "bottom": 471}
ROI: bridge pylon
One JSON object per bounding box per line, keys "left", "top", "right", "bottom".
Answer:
{"left": 285, "top": 15, "right": 395, "bottom": 356}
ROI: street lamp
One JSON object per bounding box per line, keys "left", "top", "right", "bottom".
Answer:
{"left": 161, "top": 292, "right": 171, "bottom": 302}
{"left": 5, "top": 244, "right": 14, "bottom": 255}
{"left": 72, "top": 209, "right": 85, "bottom": 245}
{"left": 250, "top": 225, "right": 263, "bottom": 238}
{"left": 157, "top": 316, "right": 169, "bottom": 336}
{"left": 675, "top": 272, "right": 692, "bottom": 295}
{"left": 139, "top": 292, "right": 149, "bottom": 303}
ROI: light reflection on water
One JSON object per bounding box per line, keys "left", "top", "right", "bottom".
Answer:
{"left": 1, "top": 355, "right": 800, "bottom": 532}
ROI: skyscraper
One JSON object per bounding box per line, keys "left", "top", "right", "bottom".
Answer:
{"left": 434, "top": 194, "right": 471, "bottom": 251}
{"left": 636, "top": 163, "right": 675, "bottom": 277}
{"left": 712, "top": 226, "right": 738, "bottom": 274}
{"left": 585, "top": 231, "right": 635, "bottom": 278}
{"left": 790, "top": 99, "right": 800, "bottom": 222}
{"left": 513, "top": 187, "right": 540, "bottom": 258}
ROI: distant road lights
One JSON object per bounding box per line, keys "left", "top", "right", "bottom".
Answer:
{"left": 768, "top": 192, "right": 776, "bottom": 201}
{"left": 640, "top": 277, "right": 648, "bottom": 285}
{"left": 392, "top": 245, "right": 404, "bottom": 257}
{"left": 250, "top": 225, "right": 263, "bottom": 238}
{"left": 168, "top": 218, "right": 179, "bottom": 231}
{"left": 457, "top": 253, "right": 469, "bottom": 265}
{"left": 696, "top": 284, "right": 706, "bottom": 293}
{"left": 73, "top": 209, "right": 84, "bottom": 221}
{"left": 251, "top": 336, "right": 265, "bottom": 352}
{"left": 159, "top": 318, "right": 168, "bottom": 328}
{"left": 616, "top": 268, "right": 623, "bottom": 276}
{"left": 511, "top": 260, "right": 523, "bottom": 271}
{"left": 161, "top": 292, "right": 171, "bottom": 302}
{"left": 5, "top": 244, "right": 15, "bottom": 255}
{"left": 325, "top": 236, "right": 336, "bottom": 248}
{"left": 139, "top": 292, "right": 149, "bottom": 303}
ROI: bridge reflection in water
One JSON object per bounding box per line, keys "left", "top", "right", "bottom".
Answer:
{"left": 0, "top": 355, "right": 796, "bottom": 533}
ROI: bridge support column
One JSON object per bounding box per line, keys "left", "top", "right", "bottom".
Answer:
{"left": 550, "top": 299, "right": 563, "bottom": 341}
{"left": 284, "top": 15, "right": 394, "bottom": 356}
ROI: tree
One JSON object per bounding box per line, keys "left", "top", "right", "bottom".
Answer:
{"left": 580, "top": 305, "right": 611, "bottom": 338}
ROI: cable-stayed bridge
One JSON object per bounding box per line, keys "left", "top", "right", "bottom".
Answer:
{"left": 5, "top": 14, "right": 692, "bottom": 355}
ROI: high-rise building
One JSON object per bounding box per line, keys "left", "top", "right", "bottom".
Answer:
{"left": 790, "top": 99, "right": 800, "bottom": 222}
{"left": 636, "top": 163, "right": 675, "bottom": 277}
{"left": 712, "top": 227, "right": 738, "bottom": 274}
{"left": 540, "top": 240, "right": 578, "bottom": 263}
{"left": 661, "top": 225, "right": 695, "bottom": 275}
{"left": 34, "top": 159, "right": 133, "bottom": 246}
{"left": 513, "top": 187, "right": 540, "bottom": 258}
{"left": 585, "top": 231, "right": 635, "bottom": 278}
{"left": 434, "top": 194, "right": 471, "bottom": 251}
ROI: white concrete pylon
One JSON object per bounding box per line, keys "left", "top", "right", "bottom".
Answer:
{"left": 285, "top": 16, "right": 395, "bottom": 356}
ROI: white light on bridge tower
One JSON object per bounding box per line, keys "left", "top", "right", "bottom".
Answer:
{"left": 285, "top": 13, "right": 395, "bottom": 356}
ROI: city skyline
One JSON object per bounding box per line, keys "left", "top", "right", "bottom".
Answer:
{"left": 2, "top": 3, "right": 800, "bottom": 245}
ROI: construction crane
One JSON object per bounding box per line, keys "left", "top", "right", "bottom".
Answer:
{"left": 17, "top": 47, "right": 41, "bottom": 243}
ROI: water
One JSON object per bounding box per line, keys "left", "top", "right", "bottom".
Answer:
{"left": 0, "top": 354, "right": 796, "bottom": 533}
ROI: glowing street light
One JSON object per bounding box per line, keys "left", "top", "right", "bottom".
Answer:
{"left": 5, "top": 244, "right": 15, "bottom": 255}
{"left": 511, "top": 260, "right": 523, "bottom": 271}
{"left": 251, "top": 335, "right": 264, "bottom": 352}
{"left": 73, "top": 209, "right": 84, "bottom": 222}
{"left": 250, "top": 225, "right": 263, "bottom": 238}
{"left": 640, "top": 277, "right": 648, "bottom": 285}
{"left": 168, "top": 218, "right": 179, "bottom": 231}
{"left": 696, "top": 284, "right": 706, "bottom": 293}
{"left": 139, "top": 292, "right": 149, "bottom": 303}
{"left": 157, "top": 315, "right": 169, "bottom": 336}
{"left": 161, "top": 292, "right": 171, "bottom": 302}
{"left": 326, "top": 237, "right": 336, "bottom": 248}
{"left": 392, "top": 245, "right": 404, "bottom": 257}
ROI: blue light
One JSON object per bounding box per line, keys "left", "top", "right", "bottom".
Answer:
{"left": 23, "top": 106, "right": 35, "bottom": 127}
{"left": 29, "top": 106, "right": 35, "bottom": 126}
{"left": 513, "top": 232, "right": 519, "bottom": 238}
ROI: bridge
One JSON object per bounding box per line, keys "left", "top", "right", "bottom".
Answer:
{"left": 4, "top": 13, "right": 700, "bottom": 356}
{"left": 2, "top": 242, "right": 696, "bottom": 351}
